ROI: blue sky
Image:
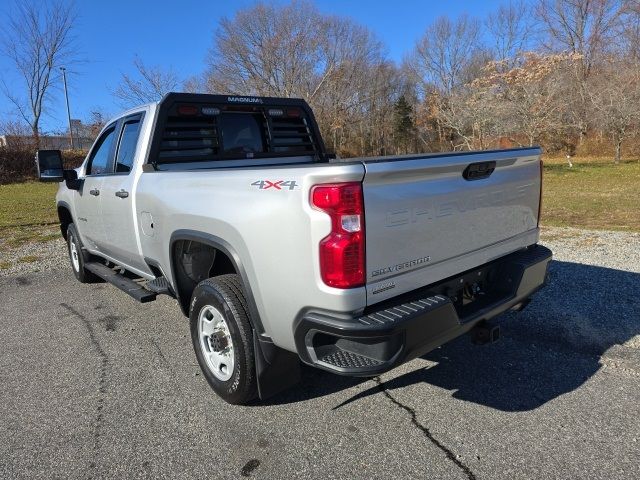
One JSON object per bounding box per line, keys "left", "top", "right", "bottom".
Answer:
{"left": 0, "top": 0, "right": 507, "bottom": 133}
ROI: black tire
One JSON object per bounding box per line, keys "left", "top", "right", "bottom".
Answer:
{"left": 189, "top": 274, "right": 257, "bottom": 405}
{"left": 66, "top": 223, "right": 99, "bottom": 283}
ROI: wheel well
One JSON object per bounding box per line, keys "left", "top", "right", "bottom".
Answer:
{"left": 171, "top": 239, "right": 237, "bottom": 314}
{"left": 58, "top": 206, "right": 73, "bottom": 240}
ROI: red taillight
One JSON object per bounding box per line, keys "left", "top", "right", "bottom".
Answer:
{"left": 177, "top": 104, "right": 198, "bottom": 116}
{"left": 311, "top": 182, "right": 365, "bottom": 288}
{"left": 538, "top": 159, "right": 543, "bottom": 226}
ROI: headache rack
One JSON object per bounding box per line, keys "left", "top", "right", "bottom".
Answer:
{"left": 268, "top": 114, "right": 315, "bottom": 153}
{"left": 149, "top": 93, "right": 328, "bottom": 166}
{"left": 160, "top": 115, "right": 221, "bottom": 161}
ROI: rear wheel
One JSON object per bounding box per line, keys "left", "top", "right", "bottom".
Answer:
{"left": 66, "top": 224, "right": 98, "bottom": 283}
{"left": 189, "top": 274, "right": 257, "bottom": 405}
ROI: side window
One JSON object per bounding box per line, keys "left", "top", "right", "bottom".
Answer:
{"left": 87, "top": 125, "right": 116, "bottom": 175}
{"left": 115, "top": 118, "right": 142, "bottom": 173}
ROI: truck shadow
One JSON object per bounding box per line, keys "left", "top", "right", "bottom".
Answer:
{"left": 268, "top": 260, "right": 640, "bottom": 411}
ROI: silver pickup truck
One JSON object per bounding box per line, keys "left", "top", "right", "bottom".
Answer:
{"left": 37, "top": 93, "right": 551, "bottom": 404}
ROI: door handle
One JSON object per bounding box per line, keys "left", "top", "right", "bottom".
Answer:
{"left": 115, "top": 189, "right": 129, "bottom": 198}
{"left": 89, "top": 189, "right": 100, "bottom": 196}
{"left": 463, "top": 161, "right": 496, "bottom": 180}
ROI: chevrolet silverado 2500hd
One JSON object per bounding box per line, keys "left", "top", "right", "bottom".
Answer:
{"left": 36, "top": 93, "right": 551, "bottom": 404}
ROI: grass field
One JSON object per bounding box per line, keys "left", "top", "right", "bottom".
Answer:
{"left": 542, "top": 157, "right": 640, "bottom": 231}
{"left": 0, "top": 182, "right": 59, "bottom": 228}
{"left": 0, "top": 158, "right": 638, "bottom": 244}
{"left": 0, "top": 182, "right": 60, "bottom": 249}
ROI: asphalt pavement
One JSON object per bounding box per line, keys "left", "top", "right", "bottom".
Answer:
{"left": 1, "top": 250, "right": 639, "bottom": 479}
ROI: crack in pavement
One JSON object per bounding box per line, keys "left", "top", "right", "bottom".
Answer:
{"left": 151, "top": 338, "right": 183, "bottom": 393}
{"left": 374, "top": 376, "right": 477, "bottom": 480}
{"left": 60, "top": 303, "right": 108, "bottom": 478}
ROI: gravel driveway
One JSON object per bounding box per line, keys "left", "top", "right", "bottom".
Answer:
{"left": 1, "top": 226, "right": 639, "bottom": 479}
{"left": 0, "top": 225, "right": 67, "bottom": 276}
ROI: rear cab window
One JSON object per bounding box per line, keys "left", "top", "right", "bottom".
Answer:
{"left": 220, "top": 112, "right": 266, "bottom": 155}
{"left": 115, "top": 116, "right": 143, "bottom": 173}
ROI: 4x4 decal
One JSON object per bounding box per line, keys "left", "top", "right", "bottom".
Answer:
{"left": 251, "top": 180, "right": 298, "bottom": 190}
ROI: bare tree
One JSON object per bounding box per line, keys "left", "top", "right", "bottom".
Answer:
{"left": 588, "top": 59, "right": 640, "bottom": 162}
{"left": 206, "top": 1, "right": 323, "bottom": 97}
{"left": 408, "top": 15, "right": 484, "bottom": 96}
{"left": 538, "top": 0, "right": 624, "bottom": 142}
{"left": 345, "top": 61, "right": 403, "bottom": 156}
{"left": 486, "top": 0, "right": 535, "bottom": 63}
{"left": 183, "top": 75, "right": 206, "bottom": 94}
{"left": 1, "top": 0, "right": 77, "bottom": 146}
{"left": 406, "top": 15, "right": 497, "bottom": 151}
{"left": 189, "top": 0, "right": 640, "bottom": 157}
{"left": 431, "top": 83, "right": 502, "bottom": 151}
{"left": 203, "top": 1, "right": 397, "bottom": 157}
{"left": 311, "top": 16, "right": 392, "bottom": 155}
{"left": 431, "top": 92, "right": 478, "bottom": 150}
{"left": 83, "top": 109, "right": 109, "bottom": 139}
{"left": 538, "top": 0, "right": 623, "bottom": 75}
{"left": 490, "top": 52, "right": 579, "bottom": 147}
{"left": 114, "top": 57, "right": 181, "bottom": 106}
{"left": 621, "top": 0, "right": 640, "bottom": 62}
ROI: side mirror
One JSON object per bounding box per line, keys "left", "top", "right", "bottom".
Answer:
{"left": 35, "top": 150, "right": 64, "bottom": 182}
{"left": 35, "top": 149, "right": 83, "bottom": 190}
{"left": 63, "top": 169, "right": 82, "bottom": 191}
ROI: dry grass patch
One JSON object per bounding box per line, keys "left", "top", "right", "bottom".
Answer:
{"left": 539, "top": 228, "right": 581, "bottom": 242}
{"left": 18, "top": 255, "right": 40, "bottom": 263}
{"left": 541, "top": 158, "right": 640, "bottom": 231}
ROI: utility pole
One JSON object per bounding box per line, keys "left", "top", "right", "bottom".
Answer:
{"left": 61, "top": 67, "right": 75, "bottom": 149}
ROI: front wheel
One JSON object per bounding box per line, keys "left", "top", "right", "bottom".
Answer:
{"left": 66, "top": 224, "right": 99, "bottom": 283}
{"left": 189, "top": 274, "right": 257, "bottom": 405}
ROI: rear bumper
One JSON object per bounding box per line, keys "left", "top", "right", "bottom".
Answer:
{"left": 294, "top": 244, "right": 552, "bottom": 376}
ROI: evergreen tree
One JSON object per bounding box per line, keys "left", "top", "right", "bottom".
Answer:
{"left": 393, "top": 96, "right": 415, "bottom": 153}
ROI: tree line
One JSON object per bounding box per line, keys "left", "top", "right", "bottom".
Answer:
{"left": 3, "top": 0, "right": 640, "bottom": 162}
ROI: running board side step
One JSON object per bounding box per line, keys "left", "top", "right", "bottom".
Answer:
{"left": 145, "top": 276, "right": 172, "bottom": 295}
{"left": 84, "top": 262, "right": 157, "bottom": 303}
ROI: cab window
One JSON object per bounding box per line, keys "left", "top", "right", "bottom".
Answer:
{"left": 86, "top": 124, "right": 116, "bottom": 175}
{"left": 115, "top": 117, "right": 142, "bottom": 173}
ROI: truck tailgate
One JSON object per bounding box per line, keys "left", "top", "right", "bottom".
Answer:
{"left": 361, "top": 148, "right": 542, "bottom": 305}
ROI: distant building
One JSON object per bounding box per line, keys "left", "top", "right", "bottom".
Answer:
{"left": 0, "top": 134, "right": 94, "bottom": 150}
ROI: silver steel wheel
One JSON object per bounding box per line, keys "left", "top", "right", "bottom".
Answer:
{"left": 69, "top": 234, "right": 80, "bottom": 272}
{"left": 198, "top": 305, "right": 235, "bottom": 381}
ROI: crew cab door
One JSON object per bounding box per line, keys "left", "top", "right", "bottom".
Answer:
{"left": 75, "top": 123, "right": 118, "bottom": 250}
{"left": 98, "top": 113, "right": 147, "bottom": 271}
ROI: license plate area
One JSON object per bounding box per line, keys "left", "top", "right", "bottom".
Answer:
{"left": 432, "top": 265, "right": 505, "bottom": 320}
